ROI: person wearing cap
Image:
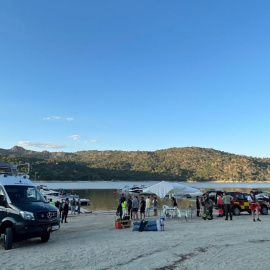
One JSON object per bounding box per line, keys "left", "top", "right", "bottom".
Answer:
{"left": 248, "top": 190, "right": 261, "bottom": 222}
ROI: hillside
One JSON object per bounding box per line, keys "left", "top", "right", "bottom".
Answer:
{"left": 1, "top": 146, "right": 270, "bottom": 182}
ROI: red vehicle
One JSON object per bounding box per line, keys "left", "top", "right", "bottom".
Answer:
{"left": 228, "top": 192, "right": 269, "bottom": 216}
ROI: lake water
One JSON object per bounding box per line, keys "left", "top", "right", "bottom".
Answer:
{"left": 33, "top": 181, "right": 270, "bottom": 211}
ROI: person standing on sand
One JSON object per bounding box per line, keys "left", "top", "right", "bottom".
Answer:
{"left": 55, "top": 200, "right": 60, "bottom": 210}
{"left": 140, "top": 197, "right": 146, "bottom": 220}
{"left": 200, "top": 195, "right": 205, "bottom": 215}
{"left": 248, "top": 190, "right": 261, "bottom": 222}
{"left": 121, "top": 197, "right": 128, "bottom": 219}
{"left": 152, "top": 196, "right": 158, "bottom": 216}
{"left": 196, "top": 196, "right": 200, "bottom": 217}
{"left": 203, "top": 194, "right": 213, "bottom": 220}
{"left": 61, "top": 198, "right": 69, "bottom": 223}
{"left": 70, "top": 198, "right": 76, "bottom": 215}
{"left": 60, "top": 199, "right": 65, "bottom": 218}
{"left": 117, "top": 193, "right": 125, "bottom": 218}
{"left": 145, "top": 196, "right": 151, "bottom": 217}
{"left": 222, "top": 192, "right": 233, "bottom": 220}
{"left": 76, "top": 199, "right": 81, "bottom": 214}
{"left": 127, "top": 196, "right": 133, "bottom": 219}
{"left": 132, "top": 195, "right": 139, "bottom": 221}
{"left": 216, "top": 193, "right": 224, "bottom": 217}
{"left": 171, "top": 197, "right": 177, "bottom": 207}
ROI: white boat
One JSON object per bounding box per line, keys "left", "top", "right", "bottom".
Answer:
{"left": 37, "top": 185, "right": 90, "bottom": 206}
{"left": 117, "top": 185, "right": 130, "bottom": 193}
{"left": 128, "top": 185, "right": 148, "bottom": 193}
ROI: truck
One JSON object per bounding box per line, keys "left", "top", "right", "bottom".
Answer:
{"left": 228, "top": 191, "right": 269, "bottom": 216}
{"left": 0, "top": 162, "right": 60, "bottom": 250}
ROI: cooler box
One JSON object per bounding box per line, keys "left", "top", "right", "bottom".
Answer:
{"left": 115, "top": 220, "right": 122, "bottom": 229}
{"left": 115, "top": 216, "right": 131, "bottom": 229}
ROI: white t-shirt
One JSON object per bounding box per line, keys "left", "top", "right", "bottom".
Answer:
{"left": 146, "top": 198, "right": 151, "bottom": 208}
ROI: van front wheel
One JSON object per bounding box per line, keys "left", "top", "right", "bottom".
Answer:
{"left": 41, "top": 233, "right": 50, "bottom": 242}
{"left": 4, "top": 227, "right": 13, "bottom": 250}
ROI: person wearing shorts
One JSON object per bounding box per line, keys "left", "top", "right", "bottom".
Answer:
{"left": 248, "top": 190, "right": 261, "bottom": 222}
{"left": 145, "top": 196, "right": 151, "bottom": 217}
{"left": 140, "top": 197, "right": 146, "bottom": 220}
{"left": 132, "top": 195, "right": 139, "bottom": 221}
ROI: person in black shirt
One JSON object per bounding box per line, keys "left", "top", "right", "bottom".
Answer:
{"left": 171, "top": 197, "right": 177, "bottom": 207}
{"left": 196, "top": 196, "right": 200, "bottom": 217}
{"left": 140, "top": 197, "right": 146, "bottom": 220}
{"left": 61, "top": 198, "right": 69, "bottom": 223}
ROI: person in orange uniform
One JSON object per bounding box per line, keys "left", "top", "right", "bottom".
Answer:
{"left": 216, "top": 193, "right": 223, "bottom": 217}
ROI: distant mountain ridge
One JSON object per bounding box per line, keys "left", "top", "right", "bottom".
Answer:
{"left": 1, "top": 146, "right": 270, "bottom": 182}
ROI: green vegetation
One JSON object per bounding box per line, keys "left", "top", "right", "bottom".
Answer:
{"left": 1, "top": 146, "right": 270, "bottom": 182}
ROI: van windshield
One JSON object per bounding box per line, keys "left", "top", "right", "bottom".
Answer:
{"left": 4, "top": 185, "right": 46, "bottom": 203}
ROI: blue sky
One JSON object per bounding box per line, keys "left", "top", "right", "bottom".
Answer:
{"left": 1, "top": 1, "right": 270, "bottom": 158}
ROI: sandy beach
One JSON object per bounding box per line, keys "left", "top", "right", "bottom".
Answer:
{"left": 1, "top": 209, "right": 269, "bottom": 270}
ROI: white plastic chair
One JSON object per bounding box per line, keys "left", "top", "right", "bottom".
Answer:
{"left": 168, "top": 207, "right": 177, "bottom": 219}
{"left": 162, "top": 205, "right": 169, "bottom": 219}
{"left": 177, "top": 207, "right": 188, "bottom": 222}
{"left": 187, "top": 206, "right": 196, "bottom": 218}
{"left": 162, "top": 205, "right": 176, "bottom": 219}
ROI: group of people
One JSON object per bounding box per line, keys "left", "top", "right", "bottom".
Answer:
{"left": 48, "top": 197, "right": 82, "bottom": 223}
{"left": 196, "top": 190, "right": 261, "bottom": 222}
{"left": 117, "top": 193, "right": 158, "bottom": 221}
{"left": 118, "top": 189, "right": 263, "bottom": 223}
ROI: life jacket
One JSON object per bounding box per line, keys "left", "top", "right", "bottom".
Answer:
{"left": 121, "top": 201, "right": 128, "bottom": 210}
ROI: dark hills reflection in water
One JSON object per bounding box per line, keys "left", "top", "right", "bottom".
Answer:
{"left": 66, "top": 187, "right": 270, "bottom": 211}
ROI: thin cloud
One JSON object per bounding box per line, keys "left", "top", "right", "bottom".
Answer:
{"left": 43, "top": 116, "right": 74, "bottom": 121}
{"left": 18, "top": 141, "right": 65, "bottom": 149}
{"left": 70, "top": 135, "right": 80, "bottom": 140}
{"left": 91, "top": 140, "right": 97, "bottom": 143}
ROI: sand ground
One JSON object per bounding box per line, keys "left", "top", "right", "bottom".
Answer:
{"left": 0, "top": 210, "right": 270, "bottom": 270}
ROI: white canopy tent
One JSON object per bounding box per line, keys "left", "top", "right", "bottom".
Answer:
{"left": 142, "top": 181, "right": 203, "bottom": 198}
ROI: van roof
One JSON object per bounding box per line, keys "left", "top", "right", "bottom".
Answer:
{"left": 0, "top": 162, "right": 33, "bottom": 187}
{"left": 0, "top": 174, "right": 33, "bottom": 186}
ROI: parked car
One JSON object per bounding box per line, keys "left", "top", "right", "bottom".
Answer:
{"left": 228, "top": 191, "right": 269, "bottom": 216}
